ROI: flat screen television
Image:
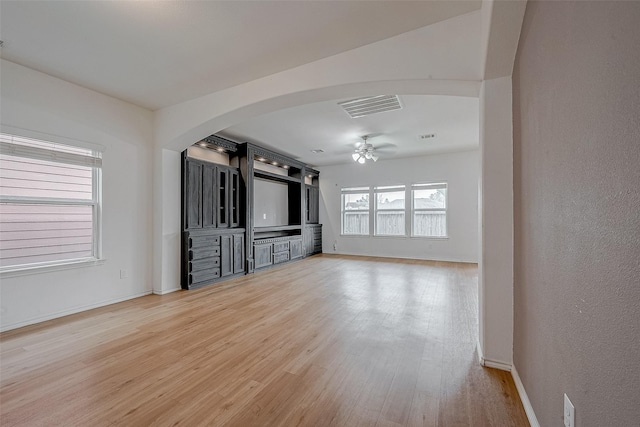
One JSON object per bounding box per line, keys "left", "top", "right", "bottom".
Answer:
{"left": 253, "top": 178, "right": 289, "bottom": 227}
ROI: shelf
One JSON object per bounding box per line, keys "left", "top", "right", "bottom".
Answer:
{"left": 254, "top": 225, "right": 302, "bottom": 233}
{"left": 254, "top": 170, "right": 301, "bottom": 184}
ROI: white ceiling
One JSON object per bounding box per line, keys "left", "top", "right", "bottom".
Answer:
{"left": 0, "top": 0, "right": 480, "bottom": 110}
{"left": 1, "top": 1, "right": 485, "bottom": 165}
{"left": 220, "top": 95, "right": 479, "bottom": 166}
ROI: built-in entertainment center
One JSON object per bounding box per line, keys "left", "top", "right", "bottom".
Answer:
{"left": 181, "top": 135, "right": 321, "bottom": 289}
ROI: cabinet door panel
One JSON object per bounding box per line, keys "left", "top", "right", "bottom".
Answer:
{"left": 202, "top": 164, "right": 216, "bottom": 227}
{"left": 311, "top": 187, "right": 319, "bottom": 223}
{"left": 304, "top": 186, "right": 311, "bottom": 223}
{"left": 230, "top": 170, "right": 241, "bottom": 228}
{"left": 220, "top": 234, "right": 233, "bottom": 277}
{"left": 303, "top": 227, "right": 312, "bottom": 256}
{"left": 186, "top": 162, "right": 202, "bottom": 229}
{"left": 217, "top": 168, "right": 229, "bottom": 228}
{"left": 254, "top": 243, "right": 272, "bottom": 269}
{"left": 233, "top": 234, "right": 245, "bottom": 274}
{"left": 305, "top": 185, "right": 319, "bottom": 224}
{"left": 290, "top": 238, "right": 303, "bottom": 259}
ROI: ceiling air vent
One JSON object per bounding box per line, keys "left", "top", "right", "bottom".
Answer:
{"left": 338, "top": 95, "right": 402, "bottom": 119}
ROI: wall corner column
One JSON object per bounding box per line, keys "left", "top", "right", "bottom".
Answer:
{"left": 152, "top": 147, "right": 182, "bottom": 295}
{"left": 478, "top": 75, "right": 514, "bottom": 369}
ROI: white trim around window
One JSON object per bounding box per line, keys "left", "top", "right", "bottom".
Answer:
{"left": 411, "top": 182, "right": 448, "bottom": 238}
{"left": 374, "top": 185, "right": 406, "bottom": 236}
{"left": 0, "top": 129, "right": 104, "bottom": 274}
{"left": 341, "top": 187, "right": 370, "bottom": 236}
{"left": 339, "top": 182, "right": 448, "bottom": 239}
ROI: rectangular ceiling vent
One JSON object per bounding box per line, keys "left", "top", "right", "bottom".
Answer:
{"left": 338, "top": 95, "right": 402, "bottom": 119}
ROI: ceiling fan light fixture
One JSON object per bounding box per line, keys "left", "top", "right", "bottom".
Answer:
{"left": 351, "top": 134, "right": 385, "bottom": 164}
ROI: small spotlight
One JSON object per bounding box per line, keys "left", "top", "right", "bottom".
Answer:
{"left": 216, "top": 147, "right": 225, "bottom": 153}
{"left": 199, "top": 142, "right": 207, "bottom": 147}
{"left": 283, "top": 165, "right": 290, "bottom": 170}
{"left": 272, "top": 161, "right": 278, "bottom": 166}
{"left": 257, "top": 157, "right": 266, "bottom": 162}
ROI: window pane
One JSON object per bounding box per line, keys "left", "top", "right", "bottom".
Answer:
{"left": 0, "top": 203, "right": 94, "bottom": 267}
{"left": 343, "top": 212, "right": 369, "bottom": 235}
{"left": 413, "top": 211, "right": 447, "bottom": 237}
{"left": 376, "top": 191, "right": 405, "bottom": 210}
{"left": 0, "top": 154, "right": 93, "bottom": 200}
{"left": 376, "top": 212, "right": 405, "bottom": 235}
{"left": 343, "top": 193, "right": 369, "bottom": 210}
{"left": 413, "top": 188, "right": 446, "bottom": 209}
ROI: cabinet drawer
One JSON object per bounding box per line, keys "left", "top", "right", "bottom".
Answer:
{"left": 273, "top": 241, "right": 289, "bottom": 253}
{"left": 189, "top": 235, "right": 220, "bottom": 249}
{"left": 189, "top": 268, "right": 220, "bottom": 285}
{"left": 273, "top": 251, "right": 290, "bottom": 264}
{"left": 189, "top": 257, "right": 220, "bottom": 272}
{"left": 189, "top": 246, "right": 220, "bottom": 260}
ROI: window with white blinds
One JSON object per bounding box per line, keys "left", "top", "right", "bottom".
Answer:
{"left": 0, "top": 133, "right": 102, "bottom": 270}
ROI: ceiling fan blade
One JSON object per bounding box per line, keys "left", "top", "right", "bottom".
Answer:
{"left": 373, "top": 143, "right": 396, "bottom": 150}
{"left": 362, "top": 132, "right": 385, "bottom": 140}
{"left": 334, "top": 146, "right": 360, "bottom": 155}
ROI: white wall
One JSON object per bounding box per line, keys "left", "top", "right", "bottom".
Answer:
{"left": 318, "top": 150, "right": 479, "bottom": 263}
{"left": 0, "top": 60, "right": 154, "bottom": 331}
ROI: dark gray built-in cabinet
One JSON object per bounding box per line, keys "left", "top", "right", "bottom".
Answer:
{"left": 182, "top": 146, "right": 246, "bottom": 289}
{"left": 181, "top": 136, "right": 322, "bottom": 290}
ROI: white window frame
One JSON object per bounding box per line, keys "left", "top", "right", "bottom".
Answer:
{"left": 0, "top": 128, "right": 104, "bottom": 275}
{"left": 374, "top": 185, "right": 406, "bottom": 236}
{"left": 411, "top": 182, "right": 448, "bottom": 238}
{"left": 340, "top": 187, "right": 370, "bottom": 236}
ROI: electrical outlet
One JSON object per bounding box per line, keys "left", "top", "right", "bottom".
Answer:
{"left": 564, "top": 393, "right": 575, "bottom": 427}
{"left": 120, "top": 269, "right": 128, "bottom": 279}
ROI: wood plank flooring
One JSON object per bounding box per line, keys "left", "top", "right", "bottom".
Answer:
{"left": 0, "top": 255, "right": 529, "bottom": 426}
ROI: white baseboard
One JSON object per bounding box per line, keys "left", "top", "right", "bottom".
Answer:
{"left": 0, "top": 290, "right": 153, "bottom": 332}
{"left": 332, "top": 250, "right": 478, "bottom": 264}
{"left": 512, "top": 366, "right": 541, "bottom": 427}
{"left": 152, "top": 287, "right": 181, "bottom": 295}
{"left": 482, "top": 358, "right": 513, "bottom": 371}
{"left": 477, "top": 340, "right": 513, "bottom": 372}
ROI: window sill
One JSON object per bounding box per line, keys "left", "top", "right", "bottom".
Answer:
{"left": 339, "top": 234, "right": 449, "bottom": 240}
{"left": 0, "top": 257, "right": 106, "bottom": 278}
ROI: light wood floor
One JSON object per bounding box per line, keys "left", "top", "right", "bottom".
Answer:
{"left": 0, "top": 255, "right": 528, "bottom": 426}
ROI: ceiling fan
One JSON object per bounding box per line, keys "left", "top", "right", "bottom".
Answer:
{"left": 351, "top": 135, "right": 394, "bottom": 164}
